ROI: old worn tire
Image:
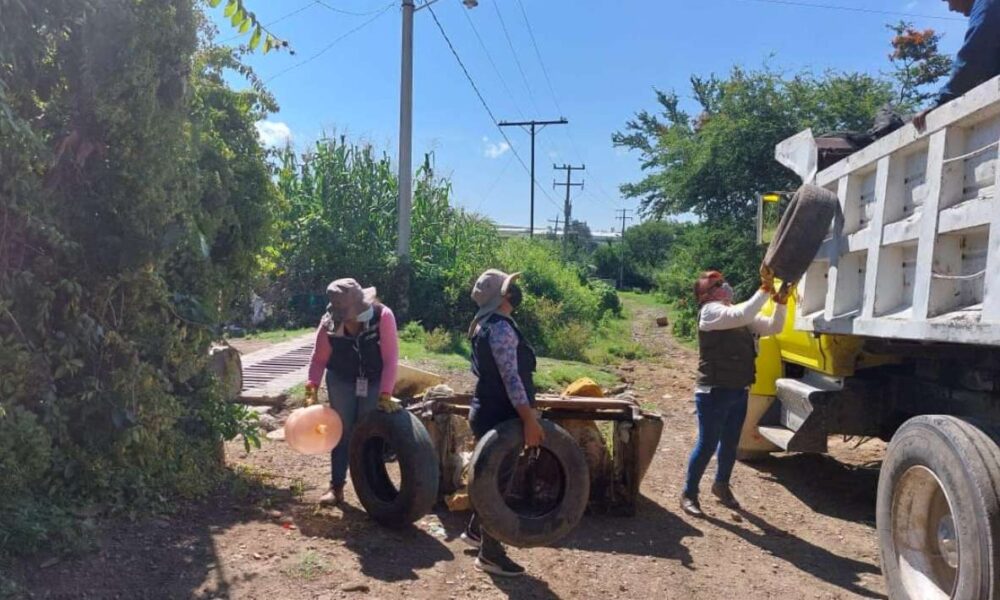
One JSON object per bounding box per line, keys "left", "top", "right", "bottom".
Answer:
{"left": 877, "top": 415, "right": 1000, "bottom": 600}
{"left": 349, "top": 410, "right": 439, "bottom": 528}
{"left": 764, "top": 183, "right": 838, "bottom": 283}
{"left": 468, "top": 419, "right": 589, "bottom": 548}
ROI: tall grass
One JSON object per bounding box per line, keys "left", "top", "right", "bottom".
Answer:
{"left": 267, "top": 137, "right": 498, "bottom": 331}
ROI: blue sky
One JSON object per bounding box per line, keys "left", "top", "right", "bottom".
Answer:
{"left": 212, "top": 0, "right": 968, "bottom": 232}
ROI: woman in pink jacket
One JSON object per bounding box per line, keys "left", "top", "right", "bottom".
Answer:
{"left": 305, "top": 278, "right": 399, "bottom": 506}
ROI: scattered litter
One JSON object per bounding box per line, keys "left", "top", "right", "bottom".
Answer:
{"left": 418, "top": 517, "right": 447, "bottom": 539}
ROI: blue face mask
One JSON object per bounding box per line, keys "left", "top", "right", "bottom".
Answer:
{"left": 719, "top": 282, "right": 734, "bottom": 302}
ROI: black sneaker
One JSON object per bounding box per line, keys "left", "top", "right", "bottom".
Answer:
{"left": 475, "top": 554, "right": 525, "bottom": 577}
{"left": 680, "top": 494, "right": 703, "bottom": 517}
{"left": 711, "top": 483, "right": 741, "bottom": 510}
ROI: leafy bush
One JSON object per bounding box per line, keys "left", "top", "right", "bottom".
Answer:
{"left": 0, "top": 3, "right": 275, "bottom": 557}
{"left": 399, "top": 320, "right": 427, "bottom": 343}
{"left": 495, "top": 240, "right": 623, "bottom": 360}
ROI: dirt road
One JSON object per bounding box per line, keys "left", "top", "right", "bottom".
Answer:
{"left": 13, "top": 299, "right": 887, "bottom": 599}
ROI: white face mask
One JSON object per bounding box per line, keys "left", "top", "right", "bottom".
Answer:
{"left": 354, "top": 306, "right": 374, "bottom": 324}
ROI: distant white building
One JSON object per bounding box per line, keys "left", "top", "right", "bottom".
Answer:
{"left": 495, "top": 224, "right": 621, "bottom": 242}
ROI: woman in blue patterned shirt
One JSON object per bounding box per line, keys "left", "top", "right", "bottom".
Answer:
{"left": 461, "top": 268, "right": 545, "bottom": 577}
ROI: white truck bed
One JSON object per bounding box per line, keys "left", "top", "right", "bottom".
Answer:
{"left": 783, "top": 75, "right": 1000, "bottom": 346}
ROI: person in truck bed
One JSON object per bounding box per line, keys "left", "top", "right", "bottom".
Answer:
{"left": 915, "top": 0, "right": 1000, "bottom": 131}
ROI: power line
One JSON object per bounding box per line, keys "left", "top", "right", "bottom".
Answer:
{"left": 264, "top": 2, "right": 395, "bottom": 83}
{"left": 499, "top": 118, "right": 568, "bottom": 236}
{"left": 221, "top": 0, "right": 319, "bottom": 43}
{"left": 490, "top": 0, "right": 542, "bottom": 115}
{"left": 506, "top": 0, "right": 624, "bottom": 209}
{"left": 425, "top": 4, "right": 561, "bottom": 213}
{"left": 735, "top": 0, "right": 965, "bottom": 21}
{"left": 315, "top": 0, "right": 397, "bottom": 16}
{"left": 473, "top": 152, "right": 516, "bottom": 214}
{"left": 514, "top": 0, "right": 563, "bottom": 116}
{"left": 461, "top": 8, "right": 526, "bottom": 120}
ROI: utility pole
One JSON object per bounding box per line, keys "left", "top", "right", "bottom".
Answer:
{"left": 615, "top": 208, "right": 633, "bottom": 289}
{"left": 397, "top": 0, "right": 479, "bottom": 316}
{"left": 547, "top": 215, "right": 562, "bottom": 238}
{"left": 498, "top": 118, "right": 567, "bottom": 238}
{"left": 553, "top": 163, "right": 585, "bottom": 256}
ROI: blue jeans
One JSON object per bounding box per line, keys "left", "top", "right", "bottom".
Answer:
{"left": 326, "top": 372, "right": 380, "bottom": 488}
{"left": 683, "top": 387, "right": 748, "bottom": 499}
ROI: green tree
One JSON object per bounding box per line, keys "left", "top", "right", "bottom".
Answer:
{"left": 613, "top": 67, "right": 892, "bottom": 223}
{"left": 0, "top": 1, "right": 279, "bottom": 556}
{"left": 593, "top": 219, "right": 684, "bottom": 289}
{"left": 887, "top": 22, "right": 953, "bottom": 110}
{"left": 614, "top": 66, "right": 892, "bottom": 334}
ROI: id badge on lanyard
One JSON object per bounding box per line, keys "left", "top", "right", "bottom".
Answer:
{"left": 355, "top": 376, "right": 369, "bottom": 399}
{"left": 354, "top": 335, "right": 369, "bottom": 398}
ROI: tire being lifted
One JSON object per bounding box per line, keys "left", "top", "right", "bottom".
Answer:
{"left": 349, "top": 410, "right": 440, "bottom": 528}
{"left": 469, "top": 419, "right": 589, "bottom": 548}
{"left": 877, "top": 415, "right": 1000, "bottom": 600}
{"left": 763, "top": 183, "right": 838, "bottom": 283}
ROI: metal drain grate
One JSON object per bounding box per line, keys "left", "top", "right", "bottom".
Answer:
{"left": 241, "top": 344, "right": 313, "bottom": 392}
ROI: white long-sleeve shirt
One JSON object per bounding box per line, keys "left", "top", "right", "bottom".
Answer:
{"left": 695, "top": 289, "right": 786, "bottom": 393}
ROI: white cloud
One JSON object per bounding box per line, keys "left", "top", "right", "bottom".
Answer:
{"left": 255, "top": 120, "right": 293, "bottom": 147}
{"left": 905, "top": 1, "right": 917, "bottom": 9}
{"left": 548, "top": 150, "right": 559, "bottom": 159}
{"left": 483, "top": 139, "right": 510, "bottom": 159}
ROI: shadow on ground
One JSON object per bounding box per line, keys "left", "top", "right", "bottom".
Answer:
{"left": 9, "top": 468, "right": 452, "bottom": 598}
{"left": 745, "top": 452, "right": 880, "bottom": 524}
{"left": 10, "top": 469, "right": 297, "bottom": 599}
{"left": 703, "top": 507, "right": 885, "bottom": 599}
{"left": 433, "top": 495, "right": 700, "bottom": 571}
{"left": 295, "top": 503, "right": 454, "bottom": 582}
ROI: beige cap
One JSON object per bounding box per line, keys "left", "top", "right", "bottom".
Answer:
{"left": 326, "top": 278, "right": 376, "bottom": 322}
{"left": 471, "top": 269, "right": 520, "bottom": 324}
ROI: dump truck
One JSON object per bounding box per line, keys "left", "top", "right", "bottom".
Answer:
{"left": 742, "top": 74, "right": 1000, "bottom": 599}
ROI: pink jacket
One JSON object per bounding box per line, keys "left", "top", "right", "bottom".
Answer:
{"left": 307, "top": 305, "right": 399, "bottom": 395}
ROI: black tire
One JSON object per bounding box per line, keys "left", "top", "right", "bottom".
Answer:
{"left": 349, "top": 410, "right": 440, "bottom": 528}
{"left": 468, "top": 419, "right": 589, "bottom": 548}
{"left": 764, "top": 183, "right": 838, "bottom": 283}
{"left": 877, "top": 415, "right": 1000, "bottom": 600}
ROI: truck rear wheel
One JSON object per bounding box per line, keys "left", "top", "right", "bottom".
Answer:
{"left": 877, "top": 416, "right": 1000, "bottom": 600}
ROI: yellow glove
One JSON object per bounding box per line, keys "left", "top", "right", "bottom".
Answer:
{"left": 772, "top": 281, "right": 794, "bottom": 305}
{"left": 760, "top": 264, "right": 775, "bottom": 293}
{"left": 304, "top": 383, "right": 318, "bottom": 406}
{"left": 378, "top": 393, "right": 402, "bottom": 413}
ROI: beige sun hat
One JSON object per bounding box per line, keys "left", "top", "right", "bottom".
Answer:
{"left": 326, "top": 278, "right": 376, "bottom": 322}
{"left": 469, "top": 269, "right": 520, "bottom": 334}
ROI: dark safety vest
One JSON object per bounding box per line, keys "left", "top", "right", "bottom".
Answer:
{"left": 696, "top": 306, "right": 757, "bottom": 389}
{"left": 326, "top": 304, "right": 384, "bottom": 382}
{"left": 471, "top": 314, "right": 537, "bottom": 428}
